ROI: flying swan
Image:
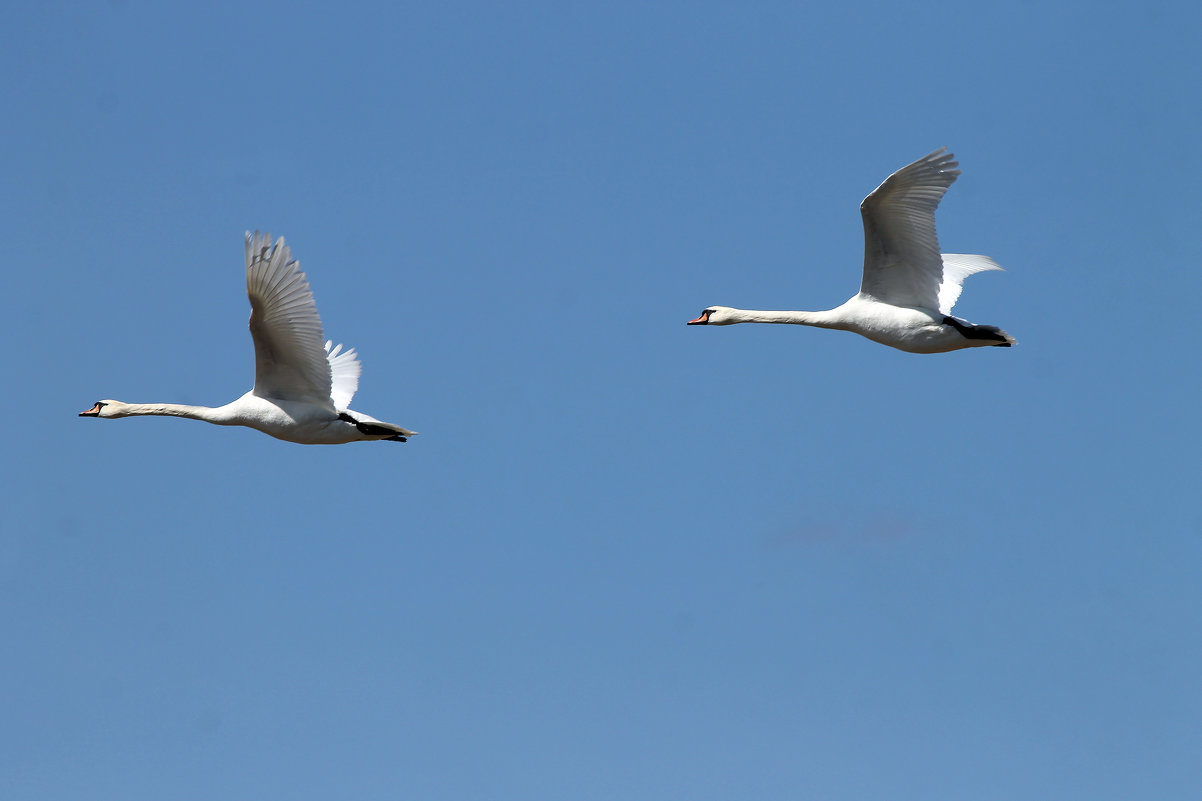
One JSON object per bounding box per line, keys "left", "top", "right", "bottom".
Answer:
{"left": 80, "top": 232, "right": 417, "bottom": 444}
{"left": 688, "top": 148, "right": 1015, "bottom": 353}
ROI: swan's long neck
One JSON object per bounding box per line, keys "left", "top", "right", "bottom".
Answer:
{"left": 110, "top": 402, "right": 234, "bottom": 425}
{"left": 726, "top": 309, "right": 844, "bottom": 328}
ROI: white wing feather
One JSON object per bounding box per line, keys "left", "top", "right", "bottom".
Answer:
{"left": 324, "top": 341, "right": 361, "bottom": 410}
{"left": 859, "top": 148, "right": 959, "bottom": 310}
{"left": 937, "top": 254, "right": 1003, "bottom": 315}
{"left": 245, "top": 231, "right": 335, "bottom": 407}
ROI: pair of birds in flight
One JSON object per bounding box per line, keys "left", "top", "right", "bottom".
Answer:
{"left": 81, "top": 148, "right": 1014, "bottom": 445}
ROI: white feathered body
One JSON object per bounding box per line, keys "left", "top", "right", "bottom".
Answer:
{"left": 825, "top": 297, "right": 957, "bottom": 353}
{"left": 211, "top": 394, "right": 406, "bottom": 445}
{"left": 824, "top": 292, "right": 1010, "bottom": 354}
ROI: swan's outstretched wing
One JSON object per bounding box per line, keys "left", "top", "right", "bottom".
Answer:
{"left": 937, "top": 253, "right": 1003, "bottom": 315}
{"left": 245, "top": 231, "right": 334, "bottom": 407}
{"left": 859, "top": 148, "right": 959, "bottom": 310}
{"left": 324, "top": 341, "right": 361, "bottom": 410}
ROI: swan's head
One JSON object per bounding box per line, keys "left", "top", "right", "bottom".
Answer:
{"left": 687, "top": 306, "right": 737, "bottom": 326}
{"left": 79, "top": 400, "right": 126, "bottom": 418}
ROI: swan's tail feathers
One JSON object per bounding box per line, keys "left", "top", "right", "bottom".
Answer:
{"left": 384, "top": 424, "right": 419, "bottom": 438}
{"left": 971, "top": 323, "right": 1016, "bottom": 347}
{"left": 991, "top": 327, "right": 1017, "bottom": 347}
{"left": 937, "top": 253, "right": 1004, "bottom": 315}
{"left": 942, "top": 316, "right": 1016, "bottom": 347}
{"left": 337, "top": 411, "right": 418, "bottom": 442}
{"left": 369, "top": 420, "right": 418, "bottom": 442}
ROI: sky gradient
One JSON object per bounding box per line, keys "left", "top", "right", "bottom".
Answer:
{"left": 3, "top": 2, "right": 1201, "bottom": 799}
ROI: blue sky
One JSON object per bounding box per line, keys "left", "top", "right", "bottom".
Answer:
{"left": 3, "top": 1, "right": 1201, "bottom": 799}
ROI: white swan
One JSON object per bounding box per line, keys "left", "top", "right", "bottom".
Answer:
{"left": 688, "top": 148, "right": 1015, "bottom": 353}
{"left": 80, "top": 232, "right": 417, "bottom": 445}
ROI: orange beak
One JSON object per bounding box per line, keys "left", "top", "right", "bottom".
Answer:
{"left": 687, "top": 311, "right": 710, "bottom": 325}
{"left": 79, "top": 403, "right": 103, "bottom": 417}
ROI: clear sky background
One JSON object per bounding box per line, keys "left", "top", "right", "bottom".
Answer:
{"left": 3, "top": 1, "right": 1201, "bottom": 799}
